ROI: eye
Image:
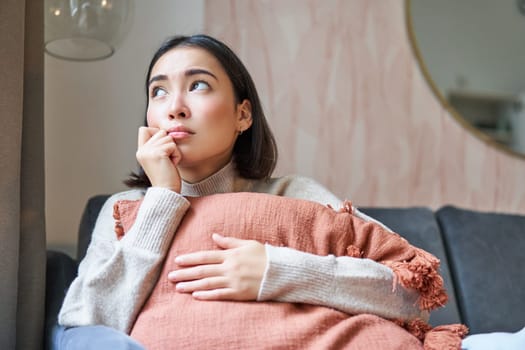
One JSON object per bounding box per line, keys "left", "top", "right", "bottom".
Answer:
{"left": 151, "top": 87, "right": 167, "bottom": 98}
{"left": 190, "top": 81, "right": 210, "bottom": 91}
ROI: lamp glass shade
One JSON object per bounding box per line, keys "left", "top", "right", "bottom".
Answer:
{"left": 45, "top": 0, "right": 133, "bottom": 61}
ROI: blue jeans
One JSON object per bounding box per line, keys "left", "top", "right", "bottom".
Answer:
{"left": 51, "top": 325, "right": 146, "bottom": 350}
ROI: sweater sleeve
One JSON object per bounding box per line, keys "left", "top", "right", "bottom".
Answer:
{"left": 58, "top": 187, "right": 190, "bottom": 333}
{"left": 257, "top": 175, "right": 429, "bottom": 321}
{"left": 258, "top": 245, "right": 428, "bottom": 321}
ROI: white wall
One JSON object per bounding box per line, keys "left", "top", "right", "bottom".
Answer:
{"left": 45, "top": 0, "right": 205, "bottom": 257}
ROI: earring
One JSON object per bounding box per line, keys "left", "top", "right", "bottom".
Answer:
{"left": 238, "top": 129, "right": 243, "bottom": 135}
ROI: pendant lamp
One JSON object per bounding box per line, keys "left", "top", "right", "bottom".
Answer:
{"left": 45, "top": 0, "right": 134, "bottom": 61}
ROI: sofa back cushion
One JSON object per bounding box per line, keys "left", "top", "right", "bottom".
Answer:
{"left": 436, "top": 205, "right": 525, "bottom": 334}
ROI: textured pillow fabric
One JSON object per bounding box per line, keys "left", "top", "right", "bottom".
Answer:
{"left": 114, "top": 192, "right": 465, "bottom": 349}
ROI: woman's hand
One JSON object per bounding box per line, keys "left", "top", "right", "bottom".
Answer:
{"left": 136, "top": 126, "right": 182, "bottom": 193}
{"left": 167, "top": 234, "right": 267, "bottom": 301}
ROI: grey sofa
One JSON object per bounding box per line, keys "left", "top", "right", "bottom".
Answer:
{"left": 44, "top": 195, "right": 525, "bottom": 348}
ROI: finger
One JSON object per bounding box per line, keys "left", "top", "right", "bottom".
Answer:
{"left": 158, "top": 142, "right": 178, "bottom": 157}
{"left": 151, "top": 137, "right": 181, "bottom": 162}
{"left": 192, "top": 288, "right": 240, "bottom": 300}
{"left": 137, "top": 126, "right": 160, "bottom": 147}
{"left": 169, "top": 143, "right": 182, "bottom": 166}
{"left": 212, "top": 233, "right": 252, "bottom": 249}
{"left": 136, "top": 136, "right": 175, "bottom": 163}
{"left": 174, "top": 250, "right": 225, "bottom": 266}
{"left": 147, "top": 130, "right": 171, "bottom": 144}
{"left": 175, "top": 277, "right": 227, "bottom": 293}
{"left": 167, "top": 264, "right": 223, "bottom": 282}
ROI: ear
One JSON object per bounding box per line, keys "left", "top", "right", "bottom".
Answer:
{"left": 236, "top": 99, "right": 253, "bottom": 133}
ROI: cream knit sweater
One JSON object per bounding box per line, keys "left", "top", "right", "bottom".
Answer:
{"left": 58, "top": 162, "right": 424, "bottom": 333}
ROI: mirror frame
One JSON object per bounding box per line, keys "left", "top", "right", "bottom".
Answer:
{"left": 405, "top": 0, "right": 525, "bottom": 160}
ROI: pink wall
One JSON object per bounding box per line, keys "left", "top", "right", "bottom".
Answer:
{"left": 205, "top": 0, "right": 525, "bottom": 214}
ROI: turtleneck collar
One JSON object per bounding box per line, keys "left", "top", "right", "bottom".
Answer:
{"left": 181, "top": 161, "right": 238, "bottom": 197}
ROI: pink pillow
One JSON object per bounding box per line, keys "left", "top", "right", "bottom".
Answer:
{"left": 113, "top": 192, "right": 466, "bottom": 349}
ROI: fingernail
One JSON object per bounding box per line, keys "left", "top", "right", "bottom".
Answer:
{"left": 167, "top": 271, "right": 176, "bottom": 280}
{"left": 174, "top": 256, "right": 183, "bottom": 263}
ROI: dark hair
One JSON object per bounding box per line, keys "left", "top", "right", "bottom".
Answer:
{"left": 125, "top": 34, "right": 278, "bottom": 188}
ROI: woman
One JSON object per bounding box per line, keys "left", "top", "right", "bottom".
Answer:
{"left": 55, "top": 34, "right": 430, "bottom": 349}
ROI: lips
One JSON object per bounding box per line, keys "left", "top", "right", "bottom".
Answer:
{"left": 167, "top": 125, "right": 195, "bottom": 140}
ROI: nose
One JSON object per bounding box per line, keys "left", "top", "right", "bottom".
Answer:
{"left": 168, "top": 93, "right": 190, "bottom": 119}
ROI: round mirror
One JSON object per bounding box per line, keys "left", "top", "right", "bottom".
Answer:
{"left": 407, "top": 0, "right": 525, "bottom": 157}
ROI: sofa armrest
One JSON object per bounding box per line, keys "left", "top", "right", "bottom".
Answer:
{"left": 44, "top": 250, "right": 77, "bottom": 349}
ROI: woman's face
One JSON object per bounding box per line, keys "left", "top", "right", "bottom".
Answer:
{"left": 146, "top": 46, "right": 251, "bottom": 181}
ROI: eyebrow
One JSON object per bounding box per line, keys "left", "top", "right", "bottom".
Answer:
{"left": 148, "top": 68, "right": 218, "bottom": 87}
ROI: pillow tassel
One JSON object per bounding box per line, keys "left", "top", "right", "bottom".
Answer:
{"left": 113, "top": 202, "right": 125, "bottom": 240}
{"left": 422, "top": 323, "right": 469, "bottom": 350}
{"left": 385, "top": 247, "right": 448, "bottom": 311}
